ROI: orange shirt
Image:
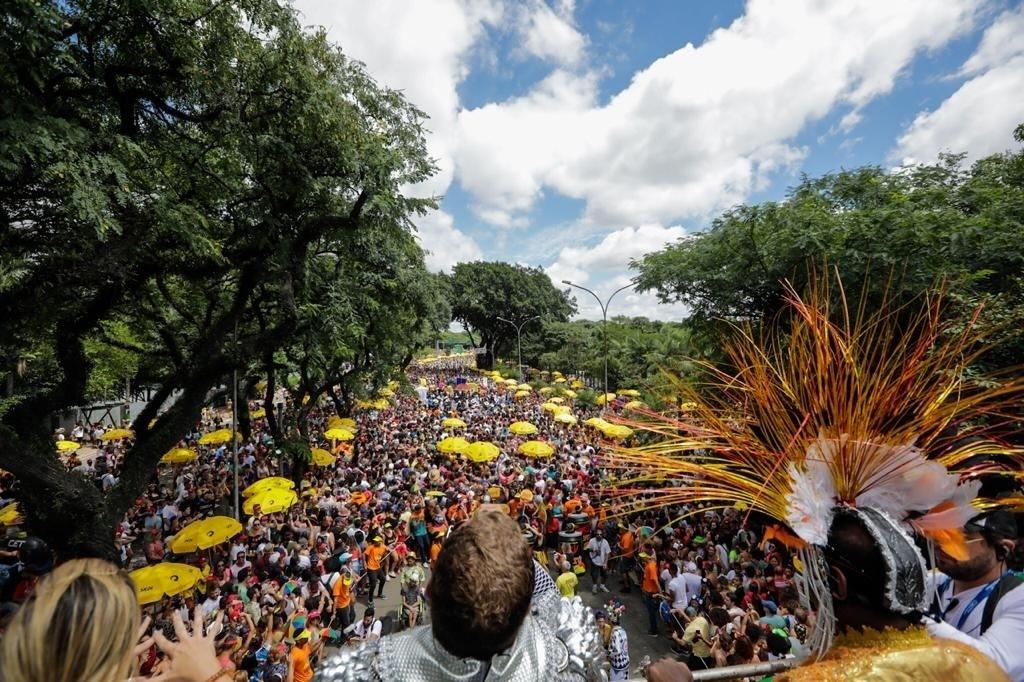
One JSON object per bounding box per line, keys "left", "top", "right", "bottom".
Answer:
{"left": 642, "top": 559, "right": 660, "bottom": 594}
{"left": 429, "top": 541, "right": 443, "bottom": 567}
{"left": 292, "top": 644, "right": 314, "bottom": 682}
{"left": 564, "top": 498, "right": 582, "bottom": 513}
{"left": 332, "top": 574, "right": 352, "bottom": 608}
{"left": 508, "top": 498, "right": 523, "bottom": 517}
{"left": 365, "top": 544, "right": 386, "bottom": 571}
{"left": 620, "top": 531, "right": 635, "bottom": 557}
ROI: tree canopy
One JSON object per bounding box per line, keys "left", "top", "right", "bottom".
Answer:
{"left": 633, "top": 127, "right": 1024, "bottom": 371}
{"left": 449, "top": 261, "right": 575, "bottom": 368}
{"left": 0, "top": 0, "right": 439, "bottom": 559}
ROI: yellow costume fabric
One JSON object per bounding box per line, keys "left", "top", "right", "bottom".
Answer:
{"left": 780, "top": 626, "right": 1008, "bottom": 682}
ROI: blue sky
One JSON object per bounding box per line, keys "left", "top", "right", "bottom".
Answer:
{"left": 292, "top": 0, "right": 1024, "bottom": 320}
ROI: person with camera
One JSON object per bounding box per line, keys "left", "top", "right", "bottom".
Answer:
{"left": 927, "top": 509, "right": 1024, "bottom": 681}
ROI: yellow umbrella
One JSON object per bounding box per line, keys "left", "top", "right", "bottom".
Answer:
{"left": 585, "top": 417, "right": 610, "bottom": 429}
{"left": 101, "top": 428, "right": 134, "bottom": 441}
{"left": 554, "top": 377, "right": 566, "bottom": 383}
{"left": 503, "top": 378, "right": 519, "bottom": 386}
{"left": 250, "top": 408, "right": 266, "bottom": 419}
{"left": 170, "top": 516, "right": 243, "bottom": 553}
{"left": 509, "top": 421, "right": 538, "bottom": 436}
{"left": 327, "top": 416, "right": 357, "bottom": 430}
{"left": 0, "top": 503, "right": 22, "bottom": 526}
{"left": 516, "top": 383, "right": 533, "bottom": 392}
{"left": 548, "top": 397, "right": 565, "bottom": 404}
{"left": 56, "top": 440, "right": 81, "bottom": 452}
{"left": 161, "top": 448, "right": 198, "bottom": 464}
{"left": 324, "top": 428, "right": 355, "bottom": 441}
{"left": 539, "top": 387, "right": 554, "bottom": 395}
{"left": 442, "top": 417, "right": 467, "bottom": 429}
{"left": 618, "top": 389, "right": 641, "bottom": 397}
{"left": 514, "top": 390, "right": 531, "bottom": 400}
{"left": 518, "top": 441, "right": 554, "bottom": 458}
{"left": 130, "top": 563, "right": 204, "bottom": 605}
{"left": 242, "top": 476, "right": 295, "bottom": 498}
{"left": 623, "top": 400, "right": 645, "bottom": 410}
{"left": 465, "top": 441, "right": 500, "bottom": 463}
{"left": 600, "top": 424, "right": 634, "bottom": 440}
{"left": 243, "top": 487, "right": 298, "bottom": 515}
{"left": 553, "top": 412, "right": 577, "bottom": 425}
{"left": 437, "top": 436, "right": 471, "bottom": 454}
{"left": 595, "top": 393, "right": 617, "bottom": 405}
{"left": 571, "top": 379, "right": 585, "bottom": 389}
{"left": 562, "top": 389, "right": 577, "bottom": 399}
{"left": 311, "top": 448, "right": 336, "bottom": 467}
{"left": 541, "top": 402, "right": 560, "bottom": 413}
{"left": 552, "top": 405, "right": 571, "bottom": 416}
{"left": 198, "top": 429, "right": 239, "bottom": 445}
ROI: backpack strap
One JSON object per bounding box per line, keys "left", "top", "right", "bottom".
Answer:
{"left": 980, "top": 574, "right": 1023, "bottom": 635}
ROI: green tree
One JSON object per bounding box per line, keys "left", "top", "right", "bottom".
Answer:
{"left": 633, "top": 127, "right": 1024, "bottom": 370}
{"left": 0, "top": 0, "right": 434, "bottom": 560}
{"left": 449, "top": 262, "right": 575, "bottom": 369}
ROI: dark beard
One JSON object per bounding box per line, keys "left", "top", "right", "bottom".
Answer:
{"left": 939, "top": 553, "right": 995, "bottom": 582}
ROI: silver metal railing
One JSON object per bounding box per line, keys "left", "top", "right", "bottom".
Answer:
{"left": 629, "top": 657, "right": 799, "bottom": 681}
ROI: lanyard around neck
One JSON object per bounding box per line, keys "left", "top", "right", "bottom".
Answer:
{"left": 941, "top": 571, "right": 1011, "bottom": 631}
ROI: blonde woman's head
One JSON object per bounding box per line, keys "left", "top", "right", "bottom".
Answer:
{"left": 1, "top": 558, "right": 140, "bottom": 682}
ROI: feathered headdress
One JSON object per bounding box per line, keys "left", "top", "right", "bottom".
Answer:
{"left": 604, "top": 271, "right": 1024, "bottom": 654}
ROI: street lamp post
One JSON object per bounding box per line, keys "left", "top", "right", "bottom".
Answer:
{"left": 231, "top": 322, "right": 240, "bottom": 520}
{"left": 497, "top": 315, "right": 540, "bottom": 381}
{"left": 561, "top": 280, "right": 633, "bottom": 411}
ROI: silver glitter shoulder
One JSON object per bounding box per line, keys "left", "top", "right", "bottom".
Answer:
{"left": 314, "top": 595, "right": 609, "bottom": 681}
{"left": 314, "top": 639, "right": 381, "bottom": 682}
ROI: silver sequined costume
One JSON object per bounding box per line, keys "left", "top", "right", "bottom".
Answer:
{"left": 315, "top": 591, "right": 609, "bottom": 682}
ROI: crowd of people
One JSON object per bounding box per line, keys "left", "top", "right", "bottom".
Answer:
{"left": 1, "top": 352, "right": 1022, "bottom": 681}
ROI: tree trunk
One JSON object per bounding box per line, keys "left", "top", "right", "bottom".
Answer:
{"left": 264, "top": 360, "right": 282, "bottom": 442}
{"left": 477, "top": 336, "right": 495, "bottom": 369}
{"left": 327, "top": 386, "right": 344, "bottom": 416}
{"left": 16, "top": 468, "right": 119, "bottom": 562}
{"left": 238, "top": 375, "right": 253, "bottom": 441}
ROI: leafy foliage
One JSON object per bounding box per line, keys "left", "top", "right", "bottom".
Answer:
{"left": 448, "top": 261, "right": 575, "bottom": 367}
{"left": 633, "top": 131, "right": 1024, "bottom": 372}
{"left": 0, "top": 0, "right": 439, "bottom": 559}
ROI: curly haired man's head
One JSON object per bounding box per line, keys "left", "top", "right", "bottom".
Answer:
{"left": 428, "top": 510, "right": 535, "bottom": 659}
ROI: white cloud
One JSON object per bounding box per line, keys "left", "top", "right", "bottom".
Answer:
{"left": 959, "top": 5, "right": 1024, "bottom": 76}
{"left": 554, "top": 224, "right": 686, "bottom": 273}
{"left": 291, "top": 0, "right": 501, "bottom": 275}
{"left": 415, "top": 210, "right": 483, "bottom": 273}
{"left": 894, "top": 7, "right": 1024, "bottom": 166}
{"left": 475, "top": 207, "right": 529, "bottom": 228}
{"left": 515, "top": 0, "right": 586, "bottom": 67}
{"left": 290, "top": 0, "right": 503, "bottom": 199}
{"left": 545, "top": 224, "right": 689, "bottom": 319}
{"left": 454, "top": 0, "right": 980, "bottom": 227}
{"left": 559, "top": 272, "right": 692, "bottom": 321}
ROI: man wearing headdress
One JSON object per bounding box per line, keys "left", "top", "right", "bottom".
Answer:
{"left": 604, "top": 274, "right": 1024, "bottom": 682}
